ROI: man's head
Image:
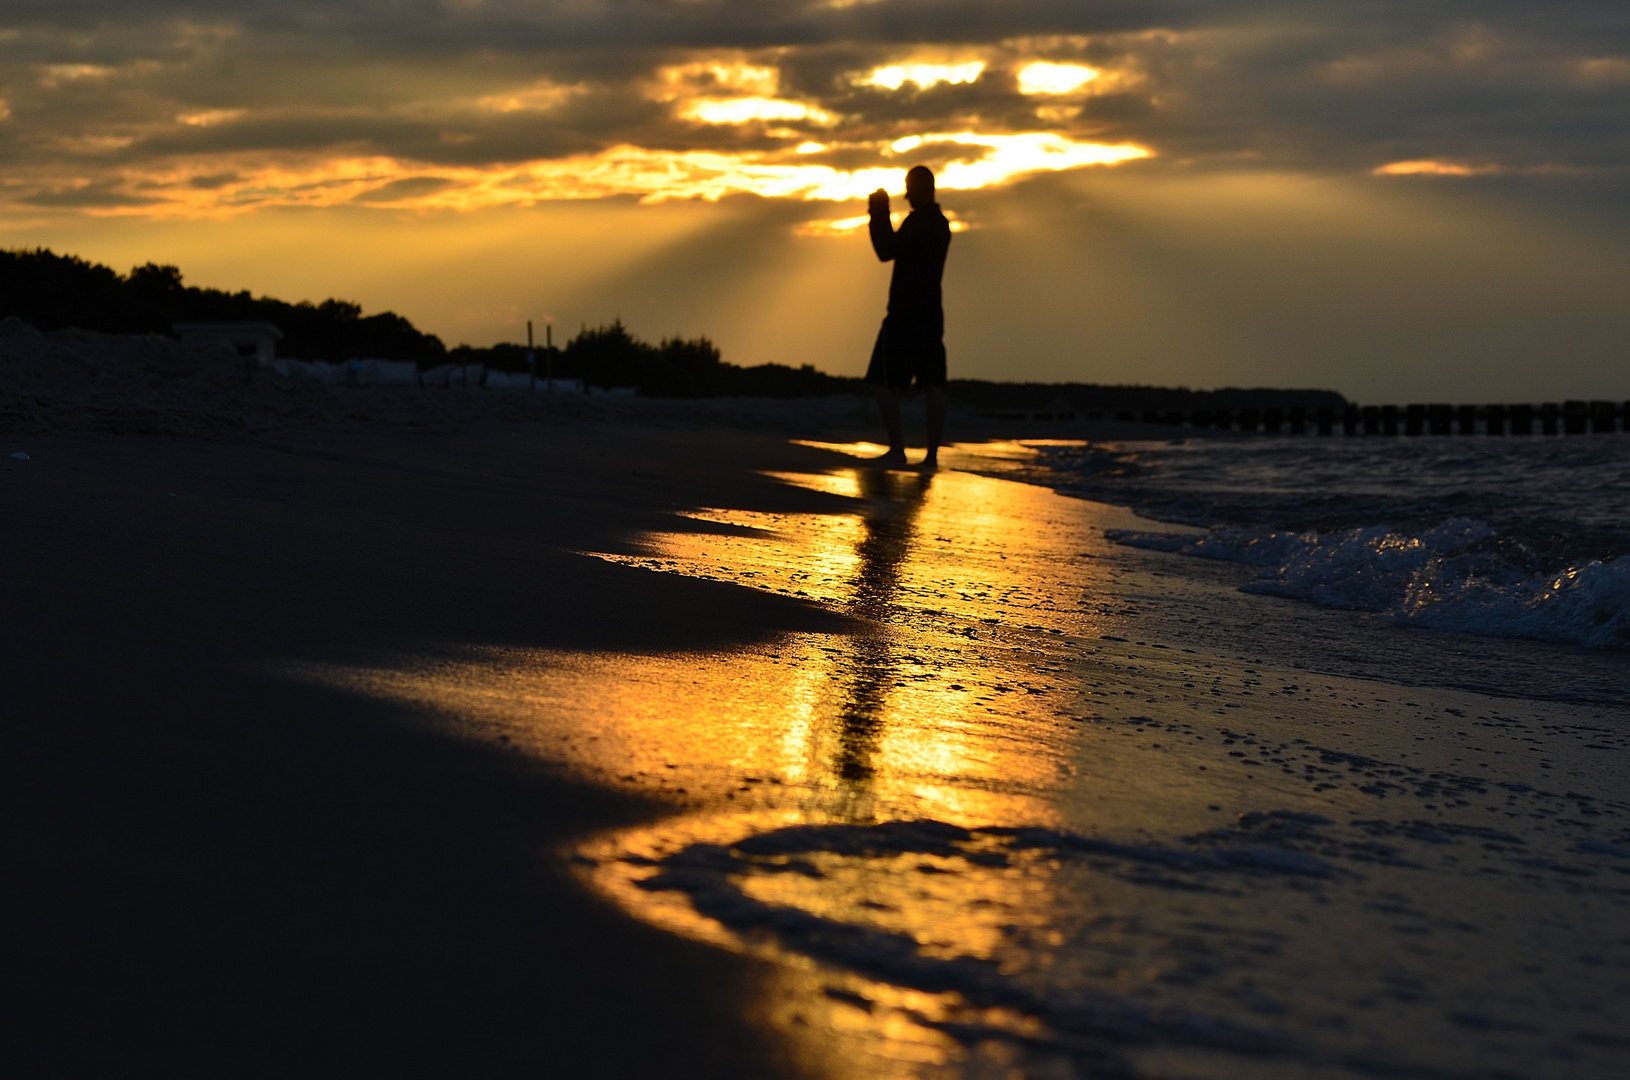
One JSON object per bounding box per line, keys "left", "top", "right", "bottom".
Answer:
{"left": 905, "top": 165, "right": 935, "bottom": 209}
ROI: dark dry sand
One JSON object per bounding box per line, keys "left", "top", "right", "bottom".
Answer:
{"left": 1, "top": 422, "right": 864, "bottom": 1077}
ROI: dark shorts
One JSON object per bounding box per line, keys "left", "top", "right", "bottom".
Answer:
{"left": 865, "top": 315, "right": 946, "bottom": 390}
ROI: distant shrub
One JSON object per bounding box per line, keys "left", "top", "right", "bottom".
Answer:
{"left": 512, "top": 320, "right": 864, "bottom": 398}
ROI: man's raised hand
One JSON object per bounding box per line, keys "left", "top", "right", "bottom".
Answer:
{"left": 868, "top": 188, "right": 889, "bottom": 214}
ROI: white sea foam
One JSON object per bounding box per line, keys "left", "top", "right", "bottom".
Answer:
{"left": 1108, "top": 519, "right": 1630, "bottom": 650}
{"left": 996, "top": 436, "right": 1630, "bottom": 652}
{"left": 1405, "top": 553, "right": 1630, "bottom": 649}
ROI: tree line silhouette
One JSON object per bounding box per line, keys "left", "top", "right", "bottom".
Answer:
{"left": 1, "top": 248, "right": 859, "bottom": 398}
{"left": 4, "top": 248, "right": 1343, "bottom": 410}
{"left": 3, "top": 249, "right": 445, "bottom": 365}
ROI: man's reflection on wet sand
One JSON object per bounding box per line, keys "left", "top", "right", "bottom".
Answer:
{"left": 820, "top": 468, "right": 933, "bottom": 820}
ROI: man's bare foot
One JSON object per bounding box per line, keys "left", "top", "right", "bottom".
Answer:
{"left": 918, "top": 455, "right": 939, "bottom": 472}
{"left": 872, "top": 448, "right": 909, "bottom": 468}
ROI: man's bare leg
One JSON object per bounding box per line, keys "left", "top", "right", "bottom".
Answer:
{"left": 922, "top": 385, "right": 946, "bottom": 470}
{"left": 872, "top": 384, "right": 909, "bottom": 466}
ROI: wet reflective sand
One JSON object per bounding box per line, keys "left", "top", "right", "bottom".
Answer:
{"left": 312, "top": 444, "right": 1630, "bottom": 1079}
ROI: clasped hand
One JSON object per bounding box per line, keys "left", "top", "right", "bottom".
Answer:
{"left": 868, "top": 188, "right": 889, "bottom": 214}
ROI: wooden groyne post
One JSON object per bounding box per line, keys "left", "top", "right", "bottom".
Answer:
{"left": 1235, "top": 401, "right": 1622, "bottom": 435}
{"left": 978, "top": 399, "right": 1630, "bottom": 433}
{"left": 1068, "top": 401, "right": 1627, "bottom": 435}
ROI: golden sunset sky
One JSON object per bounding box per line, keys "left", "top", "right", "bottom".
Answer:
{"left": 4, "top": 2, "right": 1629, "bottom": 398}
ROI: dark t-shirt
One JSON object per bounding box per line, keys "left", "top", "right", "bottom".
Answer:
{"left": 870, "top": 203, "right": 952, "bottom": 326}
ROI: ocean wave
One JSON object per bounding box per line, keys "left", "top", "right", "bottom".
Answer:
{"left": 1107, "top": 519, "right": 1630, "bottom": 650}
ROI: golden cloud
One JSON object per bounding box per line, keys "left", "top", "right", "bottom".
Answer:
{"left": 20, "top": 129, "right": 1148, "bottom": 218}
{"left": 176, "top": 109, "right": 246, "bottom": 127}
{"left": 1573, "top": 56, "right": 1630, "bottom": 87}
{"left": 655, "top": 61, "right": 781, "bottom": 100}
{"left": 678, "top": 97, "right": 837, "bottom": 126}
{"left": 38, "top": 63, "right": 117, "bottom": 87}
{"left": 55, "top": 134, "right": 137, "bottom": 154}
{"left": 475, "top": 81, "right": 585, "bottom": 114}
{"left": 1373, "top": 159, "right": 1500, "bottom": 177}
{"left": 856, "top": 62, "right": 986, "bottom": 91}
{"left": 1016, "top": 62, "right": 1100, "bottom": 95}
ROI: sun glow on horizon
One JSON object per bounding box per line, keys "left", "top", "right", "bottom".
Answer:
{"left": 795, "top": 210, "right": 971, "bottom": 237}
{"left": 932, "top": 131, "right": 1149, "bottom": 188}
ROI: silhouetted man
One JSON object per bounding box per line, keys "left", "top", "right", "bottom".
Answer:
{"left": 866, "top": 165, "right": 951, "bottom": 469}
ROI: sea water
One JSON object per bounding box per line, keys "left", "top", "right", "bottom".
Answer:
{"left": 1006, "top": 436, "right": 1630, "bottom": 651}
{"left": 320, "top": 441, "right": 1630, "bottom": 1079}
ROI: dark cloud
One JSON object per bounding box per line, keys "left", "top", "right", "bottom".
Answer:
{"left": 1, "top": 1, "right": 1189, "bottom": 52}
{"left": 22, "top": 182, "right": 164, "bottom": 207}
{"left": 350, "top": 175, "right": 455, "bottom": 201}
{"left": 1, "top": 0, "right": 1627, "bottom": 208}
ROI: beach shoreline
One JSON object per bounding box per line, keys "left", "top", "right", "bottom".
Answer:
{"left": 6, "top": 412, "right": 1628, "bottom": 1077}
{"left": 1, "top": 421, "right": 864, "bottom": 1077}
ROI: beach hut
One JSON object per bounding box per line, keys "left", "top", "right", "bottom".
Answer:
{"left": 173, "top": 322, "right": 284, "bottom": 366}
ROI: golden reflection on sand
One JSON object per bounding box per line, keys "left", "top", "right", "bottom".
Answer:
{"left": 593, "top": 463, "right": 1122, "bottom": 816}
{"left": 581, "top": 462, "right": 1088, "bottom": 1077}
{"left": 331, "top": 460, "right": 1104, "bottom": 819}
{"left": 307, "top": 455, "right": 1119, "bottom": 1078}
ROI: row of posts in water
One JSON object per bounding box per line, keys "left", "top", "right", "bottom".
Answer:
{"left": 1115, "top": 400, "right": 1629, "bottom": 435}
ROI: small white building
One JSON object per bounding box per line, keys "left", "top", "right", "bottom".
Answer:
{"left": 173, "top": 322, "right": 284, "bottom": 365}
